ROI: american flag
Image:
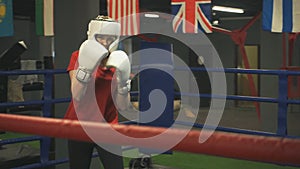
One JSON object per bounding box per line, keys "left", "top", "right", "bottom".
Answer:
{"left": 262, "top": 0, "right": 300, "bottom": 32}
{"left": 172, "top": 0, "right": 212, "bottom": 33}
{"left": 107, "top": 0, "right": 140, "bottom": 36}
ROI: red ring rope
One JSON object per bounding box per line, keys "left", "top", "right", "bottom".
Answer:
{"left": 0, "top": 113, "right": 299, "bottom": 166}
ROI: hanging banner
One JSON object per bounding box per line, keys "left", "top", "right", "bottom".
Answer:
{"left": 107, "top": 0, "right": 140, "bottom": 36}
{"left": 35, "top": 0, "right": 54, "bottom": 36}
{"left": 0, "top": 0, "right": 13, "bottom": 37}
{"left": 262, "top": 0, "right": 300, "bottom": 32}
{"left": 172, "top": 0, "right": 212, "bottom": 33}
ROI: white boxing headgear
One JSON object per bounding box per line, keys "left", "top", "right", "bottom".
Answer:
{"left": 87, "top": 16, "right": 121, "bottom": 52}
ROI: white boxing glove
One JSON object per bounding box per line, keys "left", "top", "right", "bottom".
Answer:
{"left": 106, "top": 50, "right": 131, "bottom": 95}
{"left": 76, "top": 40, "right": 109, "bottom": 83}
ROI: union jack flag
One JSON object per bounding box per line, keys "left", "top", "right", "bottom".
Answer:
{"left": 107, "top": 0, "right": 140, "bottom": 36}
{"left": 172, "top": 0, "right": 212, "bottom": 33}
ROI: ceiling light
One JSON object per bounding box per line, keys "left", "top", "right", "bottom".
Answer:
{"left": 212, "top": 6, "right": 244, "bottom": 14}
{"left": 144, "top": 13, "right": 160, "bottom": 18}
{"left": 212, "top": 20, "right": 219, "bottom": 26}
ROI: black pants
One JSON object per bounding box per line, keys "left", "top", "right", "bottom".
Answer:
{"left": 68, "top": 140, "right": 124, "bottom": 169}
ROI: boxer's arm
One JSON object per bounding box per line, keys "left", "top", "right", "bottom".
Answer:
{"left": 69, "top": 70, "right": 88, "bottom": 101}
{"left": 106, "top": 50, "right": 131, "bottom": 111}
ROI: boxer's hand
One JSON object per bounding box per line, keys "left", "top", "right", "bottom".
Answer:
{"left": 76, "top": 40, "right": 108, "bottom": 83}
{"left": 106, "top": 50, "right": 131, "bottom": 95}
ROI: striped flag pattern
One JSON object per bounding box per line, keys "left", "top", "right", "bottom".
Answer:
{"left": 35, "top": 0, "right": 54, "bottom": 36}
{"left": 262, "top": 0, "right": 300, "bottom": 32}
{"left": 172, "top": 0, "right": 212, "bottom": 33}
{"left": 107, "top": 0, "right": 140, "bottom": 36}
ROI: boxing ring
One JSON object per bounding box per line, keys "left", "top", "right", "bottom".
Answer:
{"left": 0, "top": 67, "right": 300, "bottom": 169}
